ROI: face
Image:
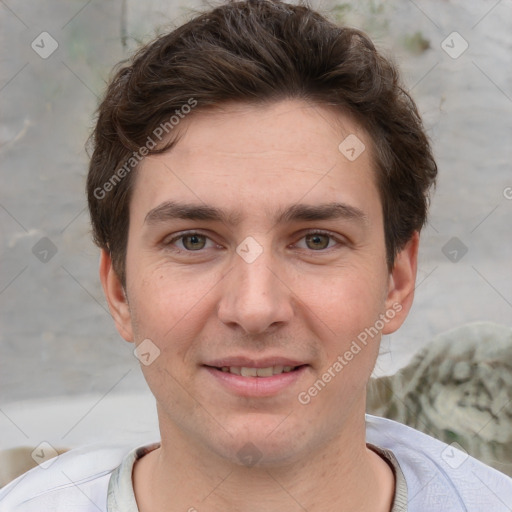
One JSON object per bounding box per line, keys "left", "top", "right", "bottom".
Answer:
{"left": 101, "top": 99, "right": 417, "bottom": 466}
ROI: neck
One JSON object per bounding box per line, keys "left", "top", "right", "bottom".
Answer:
{"left": 133, "top": 410, "right": 395, "bottom": 512}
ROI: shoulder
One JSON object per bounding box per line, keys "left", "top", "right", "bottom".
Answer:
{"left": 0, "top": 443, "right": 136, "bottom": 512}
{"left": 366, "top": 414, "right": 512, "bottom": 511}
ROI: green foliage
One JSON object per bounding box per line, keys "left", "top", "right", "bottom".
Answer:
{"left": 330, "top": 2, "right": 353, "bottom": 23}
{"left": 403, "top": 31, "right": 431, "bottom": 55}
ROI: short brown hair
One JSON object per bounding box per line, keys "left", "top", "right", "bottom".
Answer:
{"left": 87, "top": 0, "right": 437, "bottom": 287}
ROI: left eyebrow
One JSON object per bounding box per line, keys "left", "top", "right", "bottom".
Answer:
{"left": 143, "top": 201, "right": 369, "bottom": 227}
{"left": 275, "top": 202, "right": 369, "bottom": 226}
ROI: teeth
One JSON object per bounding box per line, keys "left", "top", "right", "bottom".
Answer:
{"left": 256, "top": 367, "right": 273, "bottom": 377}
{"left": 218, "top": 365, "right": 298, "bottom": 376}
{"left": 240, "top": 367, "right": 258, "bottom": 377}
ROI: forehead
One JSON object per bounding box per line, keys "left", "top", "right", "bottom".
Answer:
{"left": 130, "top": 99, "right": 380, "bottom": 225}
{"left": 159, "top": 100, "right": 371, "bottom": 164}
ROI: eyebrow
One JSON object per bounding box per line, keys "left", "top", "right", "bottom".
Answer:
{"left": 144, "top": 201, "right": 369, "bottom": 227}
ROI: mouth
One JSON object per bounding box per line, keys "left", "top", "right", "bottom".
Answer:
{"left": 202, "top": 362, "right": 309, "bottom": 397}
{"left": 206, "top": 364, "right": 305, "bottom": 377}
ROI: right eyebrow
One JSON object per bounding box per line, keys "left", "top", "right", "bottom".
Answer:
{"left": 144, "top": 201, "right": 243, "bottom": 226}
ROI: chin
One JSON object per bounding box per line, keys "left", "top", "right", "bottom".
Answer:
{"left": 210, "top": 414, "right": 310, "bottom": 468}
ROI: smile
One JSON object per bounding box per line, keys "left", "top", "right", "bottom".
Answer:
{"left": 203, "top": 364, "right": 308, "bottom": 397}
{"left": 217, "top": 365, "right": 299, "bottom": 377}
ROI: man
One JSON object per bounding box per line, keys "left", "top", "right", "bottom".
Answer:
{"left": 1, "top": 1, "right": 511, "bottom": 510}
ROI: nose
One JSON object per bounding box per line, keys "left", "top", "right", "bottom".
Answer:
{"left": 217, "top": 244, "right": 294, "bottom": 335}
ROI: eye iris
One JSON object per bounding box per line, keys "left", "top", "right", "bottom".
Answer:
{"left": 183, "top": 234, "right": 206, "bottom": 250}
{"left": 306, "top": 233, "right": 329, "bottom": 250}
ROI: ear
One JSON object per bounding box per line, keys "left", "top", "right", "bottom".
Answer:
{"left": 382, "top": 231, "right": 419, "bottom": 335}
{"left": 99, "top": 249, "right": 134, "bottom": 343}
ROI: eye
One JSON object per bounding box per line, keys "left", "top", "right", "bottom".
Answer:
{"left": 163, "top": 232, "right": 216, "bottom": 252}
{"left": 162, "top": 230, "right": 345, "bottom": 254}
{"left": 294, "top": 230, "right": 343, "bottom": 251}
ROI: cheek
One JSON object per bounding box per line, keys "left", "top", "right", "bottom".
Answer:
{"left": 127, "top": 265, "right": 223, "bottom": 353}
{"left": 302, "top": 265, "right": 388, "bottom": 336}
{"left": 298, "top": 268, "right": 388, "bottom": 401}
{"left": 295, "top": 271, "right": 387, "bottom": 413}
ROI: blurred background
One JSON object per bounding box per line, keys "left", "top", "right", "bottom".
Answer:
{"left": 1, "top": 0, "right": 511, "bottom": 482}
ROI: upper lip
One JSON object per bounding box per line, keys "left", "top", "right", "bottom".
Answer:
{"left": 204, "top": 356, "right": 307, "bottom": 368}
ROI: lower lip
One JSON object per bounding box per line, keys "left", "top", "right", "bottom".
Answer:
{"left": 203, "top": 365, "right": 308, "bottom": 397}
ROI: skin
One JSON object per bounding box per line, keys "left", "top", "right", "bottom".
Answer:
{"left": 100, "top": 99, "right": 418, "bottom": 512}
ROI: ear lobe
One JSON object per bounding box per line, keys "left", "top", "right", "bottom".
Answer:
{"left": 382, "top": 231, "right": 419, "bottom": 335}
{"left": 99, "top": 249, "right": 134, "bottom": 343}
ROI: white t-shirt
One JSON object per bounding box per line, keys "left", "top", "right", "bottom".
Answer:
{"left": 1, "top": 415, "right": 511, "bottom": 511}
